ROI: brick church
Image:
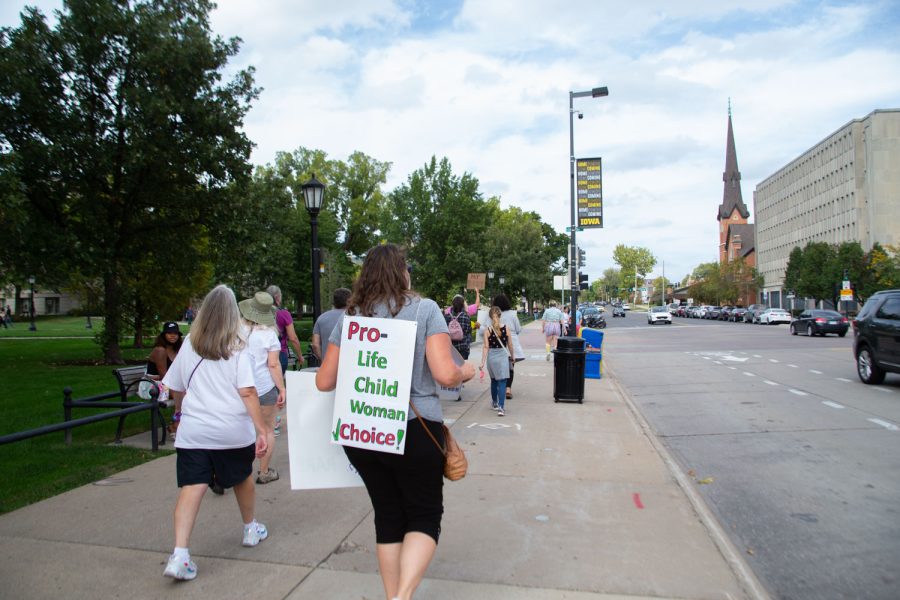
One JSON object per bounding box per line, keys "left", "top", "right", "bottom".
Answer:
{"left": 717, "top": 106, "right": 755, "bottom": 268}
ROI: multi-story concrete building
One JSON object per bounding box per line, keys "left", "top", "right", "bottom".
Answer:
{"left": 753, "top": 109, "right": 900, "bottom": 308}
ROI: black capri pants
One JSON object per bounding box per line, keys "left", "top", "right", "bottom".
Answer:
{"left": 344, "top": 417, "right": 445, "bottom": 544}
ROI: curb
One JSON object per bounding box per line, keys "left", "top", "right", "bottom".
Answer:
{"left": 603, "top": 360, "right": 772, "bottom": 600}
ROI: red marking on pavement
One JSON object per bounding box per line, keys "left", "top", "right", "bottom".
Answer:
{"left": 607, "top": 408, "right": 612, "bottom": 412}
{"left": 632, "top": 493, "right": 644, "bottom": 509}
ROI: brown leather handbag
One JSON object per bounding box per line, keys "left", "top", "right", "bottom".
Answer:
{"left": 410, "top": 402, "right": 467, "bottom": 481}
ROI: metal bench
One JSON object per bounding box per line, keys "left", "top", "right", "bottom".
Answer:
{"left": 112, "top": 366, "right": 168, "bottom": 447}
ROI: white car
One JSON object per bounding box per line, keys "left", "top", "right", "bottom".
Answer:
{"left": 647, "top": 306, "right": 672, "bottom": 325}
{"left": 757, "top": 308, "right": 791, "bottom": 325}
{"left": 622, "top": 303, "right": 631, "bottom": 311}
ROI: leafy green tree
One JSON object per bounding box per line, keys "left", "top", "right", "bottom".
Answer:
{"left": 783, "top": 246, "right": 804, "bottom": 298}
{"left": 381, "top": 156, "right": 494, "bottom": 304}
{"left": 859, "top": 242, "right": 900, "bottom": 300}
{"left": 0, "top": 0, "right": 257, "bottom": 362}
{"left": 599, "top": 267, "right": 623, "bottom": 300}
{"left": 796, "top": 241, "right": 837, "bottom": 304}
{"left": 612, "top": 244, "right": 656, "bottom": 303}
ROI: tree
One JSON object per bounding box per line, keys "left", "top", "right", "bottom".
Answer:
{"left": 797, "top": 242, "right": 837, "bottom": 305}
{"left": 612, "top": 244, "right": 656, "bottom": 303}
{"left": 783, "top": 246, "right": 804, "bottom": 298}
{"left": 381, "top": 156, "right": 494, "bottom": 304}
{"left": 0, "top": 0, "right": 258, "bottom": 362}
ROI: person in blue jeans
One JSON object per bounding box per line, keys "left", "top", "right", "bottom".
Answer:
{"left": 480, "top": 306, "right": 511, "bottom": 416}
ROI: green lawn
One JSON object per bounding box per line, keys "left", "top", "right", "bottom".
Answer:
{"left": 0, "top": 317, "right": 312, "bottom": 514}
{"left": 0, "top": 315, "right": 107, "bottom": 338}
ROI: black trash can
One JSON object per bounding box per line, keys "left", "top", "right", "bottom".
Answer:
{"left": 552, "top": 336, "right": 586, "bottom": 403}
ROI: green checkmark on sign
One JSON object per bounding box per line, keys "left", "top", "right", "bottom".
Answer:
{"left": 332, "top": 418, "right": 341, "bottom": 441}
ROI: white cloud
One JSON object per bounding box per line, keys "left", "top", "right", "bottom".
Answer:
{"left": 3, "top": 0, "right": 899, "bottom": 283}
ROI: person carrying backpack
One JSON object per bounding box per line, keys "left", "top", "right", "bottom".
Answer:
{"left": 445, "top": 295, "right": 472, "bottom": 359}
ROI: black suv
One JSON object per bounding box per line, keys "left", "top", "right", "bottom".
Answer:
{"left": 853, "top": 289, "right": 900, "bottom": 384}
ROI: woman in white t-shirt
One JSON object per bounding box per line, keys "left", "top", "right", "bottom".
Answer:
{"left": 161, "top": 285, "right": 269, "bottom": 582}
{"left": 238, "top": 291, "right": 286, "bottom": 485}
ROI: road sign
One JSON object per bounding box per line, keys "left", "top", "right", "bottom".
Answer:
{"left": 840, "top": 288, "right": 853, "bottom": 300}
{"left": 565, "top": 226, "right": 584, "bottom": 232}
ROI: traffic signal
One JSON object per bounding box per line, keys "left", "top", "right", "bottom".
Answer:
{"left": 578, "top": 247, "right": 586, "bottom": 267}
{"left": 579, "top": 273, "right": 589, "bottom": 290}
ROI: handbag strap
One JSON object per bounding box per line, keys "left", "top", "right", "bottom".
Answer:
{"left": 186, "top": 358, "right": 204, "bottom": 391}
{"left": 490, "top": 324, "right": 513, "bottom": 359}
{"left": 409, "top": 401, "right": 447, "bottom": 457}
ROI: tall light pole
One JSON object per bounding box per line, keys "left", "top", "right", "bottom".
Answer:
{"left": 27, "top": 275, "right": 36, "bottom": 331}
{"left": 569, "top": 85, "right": 608, "bottom": 332}
{"left": 302, "top": 174, "right": 326, "bottom": 323}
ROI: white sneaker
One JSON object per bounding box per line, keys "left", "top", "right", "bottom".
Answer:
{"left": 163, "top": 554, "right": 197, "bottom": 580}
{"left": 497, "top": 408, "right": 505, "bottom": 417}
{"left": 242, "top": 521, "right": 269, "bottom": 547}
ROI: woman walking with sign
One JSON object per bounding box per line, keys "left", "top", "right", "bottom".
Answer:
{"left": 316, "top": 244, "right": 475, "bottom": 600}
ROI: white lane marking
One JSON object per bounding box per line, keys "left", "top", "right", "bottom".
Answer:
{"left": 867, "top": 418, "right": 899, "bottom": 431}
{"left": 526, "top": 373, "right": 547, "bottom": 377}
{"left": 763, "top": 380, "right": 778, "bottom": 386}
{"left": 753, "top": 354, "right": 762, "bottom": 358}
{"left": 743, "top": 372, "right": 756, "bottom": 377}
{"left": 728, "top": 366, "right": 737, "bottom": 370}
{"left": 788, "top": 364, "right": 799, "bottom": 368}
{"left": 822, "top": 401, "right": 845, "bottom": 409}
{"left": 516, "top": 423, "right": 522, "bottom": 431}
{"left": 713, "top": 361, "right": 722, "bottom": 365}
{"left": 702, "top": 356, "right": 711, "bottom": 360}
{"left": 769, "top": 359, "right": 780, "bottom": 363}
{"left": 789, "top": 389, "right": 808, "bottom": 396}
{"left": 810, "top": 370, "right": 823, "bottom": 375}
{"left": 836, "top": 378, "right": 852, "bottom": 383}
{"left": 467, "top": 422, "right": 479, "bottom": 428}
{"left": 874, "top": 387, "right": 893, "bottom": 393}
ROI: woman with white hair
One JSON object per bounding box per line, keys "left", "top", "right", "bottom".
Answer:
{"left": 161, "top": 284, "right": 270, "bottom": 581}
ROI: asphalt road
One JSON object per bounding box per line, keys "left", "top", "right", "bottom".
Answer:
{"left": 600, "top": 309, "right": 900, "bottom": 600}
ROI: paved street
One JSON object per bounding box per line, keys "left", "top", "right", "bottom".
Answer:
{"left": 603, "top": 310, "right": 900, "bottom": 600}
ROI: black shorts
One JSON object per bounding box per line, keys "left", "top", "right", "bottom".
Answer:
{"left": 176, "top": 444, "right": 255, "bottom": 488}
{"left": 344, "top": 418, "right": 445, "bottom": 544}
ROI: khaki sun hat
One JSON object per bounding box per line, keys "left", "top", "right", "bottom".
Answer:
{"left": 239, "top": 291, "right": 276, "bottom": 326}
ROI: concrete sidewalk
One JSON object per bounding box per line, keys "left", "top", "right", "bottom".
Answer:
{"left": 0, "top": 321, "right": 767, "bottom": 599}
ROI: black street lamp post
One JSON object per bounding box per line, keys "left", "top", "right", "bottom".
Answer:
{"left": 568, "top": 85, "right": 608, "bottom": 333}
{"left": 302, "top": 174, "right": 326, "bottom": 323}
{"left": 28, "top": 275, "right": 36, "bottom": 331}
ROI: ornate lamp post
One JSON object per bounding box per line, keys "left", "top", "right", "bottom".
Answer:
{"left": 302, "top": 174, "right": 326, "bottom": 322}
{"left": 27, "top": 275, "right": 36, "bottom": 331}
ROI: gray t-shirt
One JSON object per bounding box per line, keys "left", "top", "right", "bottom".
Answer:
{"left": 328, "top": 296, "right": 449, "bottom": 422}
{"left": 313, "top": 307, "right": 346, "bottom": 362}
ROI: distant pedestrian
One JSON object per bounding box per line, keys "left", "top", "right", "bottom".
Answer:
{"left": 184, "top": 307, "right": 194, "bottom": 325}
{"left": 311, "top": 287, "right": 351, "bottom": 365}
{"left": 4, "top": 306, "right": 12, "bottom": 328}
{"left": 445, "top": 294, "right": 472, "bottom": 360}
{"left": 266, "top": 285, "right": 304, "bottom": 374}
{"left": 541, "top": 301, "right": 564, "bottom": 360}
{"left": 161, "top": 284, "right": 269, "bottom": 582}
{"left": 493, "top": 294, "right": 524, "bottom": 401}
{"left": 480, "top": 306, "right": 511, "bottom": 416}
{"left": 238, "top": 291, "right": 286, "bottom": 485}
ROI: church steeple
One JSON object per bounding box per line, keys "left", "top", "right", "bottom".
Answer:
{"left": 718, "top": 101, "right": 749, "bottom": 221}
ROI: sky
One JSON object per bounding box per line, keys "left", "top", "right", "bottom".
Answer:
{"left": 3, "top": 0, "right": 900, "bottom": 284}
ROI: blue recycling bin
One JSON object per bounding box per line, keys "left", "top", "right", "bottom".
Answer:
{"left": 581, "top": 328, "right": 604, "bottom": 380}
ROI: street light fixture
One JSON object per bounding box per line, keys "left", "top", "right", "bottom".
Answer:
{"left": 568, "top": 85, "right": 608, "bottom": 333}
{"left": 301, "top": 173, "right": 326, "bottom": 322}
{"left": 27, "top": 275, "right": 36, "bottom": 331}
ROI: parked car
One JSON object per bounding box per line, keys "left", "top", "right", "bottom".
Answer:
{"left": 790, "top": 310, "right": 849, "bottom": 337}
{"left": 757, "top": 308, "right": 791, "bottom": 324}
{"left": 853, "top": 289, "right": 900, "bottom": 384}
{"left": 581, "top": 307, "right": 607, "bottom": 329}
{"left": 622, "top": 303, "right": 631, "bottom": 311}
{"left": 647, "top": 306, "right": 672, "bottom": 325}
{"left": 730, "top": 307, "right": 748, "bottom": 322}
{"left": 676, "top": 305, "right": 690, "bottom": 317}
{"left": 696, "top": 306, "right": 709, "bottom": 318}
{"left": 612, "top": 305, "right": 626, "bottom": 317}
{"left": 719, "top": 306, "right": 734, "bottom": 321}
{"left": 667, "top": 303, "right": 680, "bottom": 314}
{"left": 744, "top": 304, "right": 767, "bottom": 323}
{"left": 707, "top": 306, "right": 723, "bottom": 320}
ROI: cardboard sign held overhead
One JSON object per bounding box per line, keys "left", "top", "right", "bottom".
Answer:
{"left": 467, "top": 273, "right": 486, "bottom": 290}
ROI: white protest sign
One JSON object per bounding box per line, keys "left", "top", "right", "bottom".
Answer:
{"left": 331, "top": 315, "right": 416, "bottom": 455}
{"left": 285, "top": 370, "right": 363, "bottom": 490}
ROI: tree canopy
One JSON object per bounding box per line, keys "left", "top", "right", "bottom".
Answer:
{"left": 1, "top": 0, "right": 258, "bottom": 361}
